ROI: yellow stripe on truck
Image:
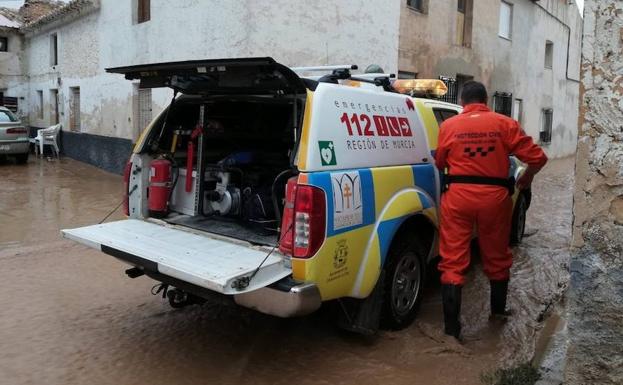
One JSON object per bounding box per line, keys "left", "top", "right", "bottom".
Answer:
{"left": 416, "top": 100, "right": 439, "bottom": 151}
{"left": 371, "top": 166, "right": 416, "bottom": 218}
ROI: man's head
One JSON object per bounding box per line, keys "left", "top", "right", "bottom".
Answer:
{"left": 460, "top": 81, "right": 488, "bottom": 106}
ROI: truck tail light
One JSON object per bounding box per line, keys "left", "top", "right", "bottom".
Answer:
{"left": 6, "top": 127, "right": 27, "bottom": 134}
{"left": 123, "top": 159, "right": 132, "bottom": 216}
{"left": 279, "top": 177, "right": 326, "bottom": 259}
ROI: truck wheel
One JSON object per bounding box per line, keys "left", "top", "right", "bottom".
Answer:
{"left": 510, "top": 193, "right": 528, "bottom": 246}
{"left": 381, "top": 235, "right": 427, "bottom": 330}
{"left": 15, "top": 153, "right": 28, "bottom": 164}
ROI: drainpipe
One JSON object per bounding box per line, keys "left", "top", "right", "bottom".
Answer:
{"left": 535, "top": 2, "right": 582, "bottom": 83}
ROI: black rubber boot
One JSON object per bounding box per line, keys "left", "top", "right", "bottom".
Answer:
{"left": 490, "top": 280, "right": 512, "bottom": 316}
{"left": 442, "top": 284, "right": 462, "bottom": 338}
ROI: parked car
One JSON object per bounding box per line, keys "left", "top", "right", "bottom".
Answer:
{"left": 62, "top": 58, "right": 530, "bottom": 333}
{"left": 0, "top": 106, "right": 29, "bottom": 164}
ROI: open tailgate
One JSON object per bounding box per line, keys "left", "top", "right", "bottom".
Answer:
{"left": 106, "top": 57, "right": 306, "bottom": 95}
{"left": 61, "top": 219, "right": 291, "bottom": 294}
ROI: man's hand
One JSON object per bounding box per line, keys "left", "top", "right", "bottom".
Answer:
{"left": 516, "top": 173, "right": 534, "bottom": 190}
{"left": 516, "top": 167, "right": 539, "bottom": 190}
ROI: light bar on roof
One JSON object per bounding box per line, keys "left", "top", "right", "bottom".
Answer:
{"left": 393, "top": 79, "right": 448, "bottom": 97}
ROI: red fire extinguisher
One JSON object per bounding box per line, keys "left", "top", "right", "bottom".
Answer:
{"left": 149, "top": 158, "right": 172, "bottom": 218}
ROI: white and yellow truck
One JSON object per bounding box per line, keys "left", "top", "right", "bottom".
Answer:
{"left": 62, "top": 58, "right": 529, "bottom": 333}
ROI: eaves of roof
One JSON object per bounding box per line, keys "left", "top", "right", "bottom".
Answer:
{"left": 21, "top": 0, "right": 100, "bottom": 36}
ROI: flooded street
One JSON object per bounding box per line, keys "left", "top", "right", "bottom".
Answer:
{"left": 0, "top": 156, "right": 573, "bottom": 385}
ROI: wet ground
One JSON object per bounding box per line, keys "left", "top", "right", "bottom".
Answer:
{"left": 0, "top": 156, "right": 574, "bottom": 385}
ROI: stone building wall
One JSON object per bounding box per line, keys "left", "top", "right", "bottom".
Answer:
{"left": 568, "top": 0, "right": 623, "bottom": 383}
{"left": 398, "top": 0, "right": 582, "bottom": 158}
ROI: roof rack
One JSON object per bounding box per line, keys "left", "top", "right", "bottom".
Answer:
{"left": 291, "top": 64, "right": 397, "bottom": 93}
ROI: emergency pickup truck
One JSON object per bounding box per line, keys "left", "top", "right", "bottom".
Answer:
{"left": 61, "top": 58, "right": 530, "bottom": 333}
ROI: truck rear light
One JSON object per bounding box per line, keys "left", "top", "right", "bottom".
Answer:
{"left": 293, "top": 185, "right": 326, "bottom": 258}
{"left": 123, "top": 159, "right": 132, "bottom": 216}
{"left": 279, "top": 177, "right": 326, "bottom": 259}
{"left": 278, "top": 178, "right": 297, "bottom": 255}
{"left": 6, "top": 127, "right": 27, "bottom": 134}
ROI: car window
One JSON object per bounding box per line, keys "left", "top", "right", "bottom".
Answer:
{"left": 0, "top": 110, "right": 18, "bottom": 122}
{"left": 433, "top": 108, "right": 458, "bottom": 126}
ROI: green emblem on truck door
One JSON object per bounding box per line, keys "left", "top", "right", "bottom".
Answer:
{"left": 318, "top": 141, "right": 337, "bottom": 166}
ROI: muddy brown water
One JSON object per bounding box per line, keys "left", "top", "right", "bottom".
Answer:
{"left": 0, "top": 156, "right": 573, "bottom": 385}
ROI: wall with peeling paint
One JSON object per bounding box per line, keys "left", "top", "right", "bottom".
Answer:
{"left": 568, "top": 0, "right": 623, "bottom": 383}
{"left": 6, "top": 0, "right": 401, "bottom": 171}
{"left": 399, "top": 0, "right": 582, "bottom": 158}
{"left": 0, "top": 29, "right": 27, "bottom": 118}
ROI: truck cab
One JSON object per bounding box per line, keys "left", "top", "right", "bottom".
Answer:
{"left": 62, "top": 58, "right": 528, "bottom": 333}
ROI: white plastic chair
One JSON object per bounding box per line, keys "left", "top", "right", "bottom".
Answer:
{"left": 34, "top": 124, "right": 61, "bottom": 158}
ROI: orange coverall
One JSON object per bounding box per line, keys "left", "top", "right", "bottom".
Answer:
{"left": 435, "top": 103, "right": 548, "bottom": 285}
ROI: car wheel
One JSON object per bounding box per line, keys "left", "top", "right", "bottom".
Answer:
{"left": 381, "top": 235, "right": 427, "bottom": 330}
{"left": 15, "top": 152, "right": 28, "bottom": 164}
{"left": 510, "top": 192, "right": 528, "bottom": 246}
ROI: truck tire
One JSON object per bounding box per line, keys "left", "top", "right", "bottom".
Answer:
{"left": 381, "top": 235, "right": 427, "bottom": 330}
{"left": 510, "top": 192, "right": 528, "bottom": 246}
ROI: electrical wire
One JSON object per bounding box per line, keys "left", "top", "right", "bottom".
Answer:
{"left": 239, "top": 223, "right": 293, "bottom": 290}
{"left": 98, "top": 185, "right": 137, "bottom": 224}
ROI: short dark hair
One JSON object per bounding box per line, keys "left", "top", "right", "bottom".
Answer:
{"left": 460, "top": 81, "right": 488, "bottom": 105}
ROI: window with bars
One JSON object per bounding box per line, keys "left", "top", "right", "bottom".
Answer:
{"left": 439, "top": 76, "right": 459, "bottom": 104}
{"left": 540, "top": 109, "right": 553, "bottom": 144}
{"left": 493, "top": 92, "right": 513, "bottom": 117}
{"left": 3, "top": 96, "right": 18, "bottom": 112}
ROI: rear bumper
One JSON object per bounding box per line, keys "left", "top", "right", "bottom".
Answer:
{"left": 234, "top": 279, "right": 322, "bottom": 318}
{"left": 0, "top": 139, "right": 29, "bottom": 154}
{"left": 95, "top": 240, "right": 321, "bottom": 318}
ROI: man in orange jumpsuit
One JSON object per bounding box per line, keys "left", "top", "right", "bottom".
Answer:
{"left": 435, "top": 81, "right": 548, "bottom": 339}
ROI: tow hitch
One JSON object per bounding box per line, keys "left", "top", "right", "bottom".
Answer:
{"left": 150, "top": 283, "right": 205, "bottom": 309}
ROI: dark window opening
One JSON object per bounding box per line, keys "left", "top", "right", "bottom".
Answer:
{"left": 493, "top": 92, "right": 512, "bottom": 117}
{"left": 3, "top": 96, "right": 18, "bottom": 112}
{"left": 407, "top": 0, "right": 427, "bottom": 13}
{"left": 398, "top": 70, "right": 418, "bottom": 79}
{"left": 458, "top": 0, "right": 466, "bottom": 13}
{"left": 456, "top": 74, "right": 474, "bottom": 101}
{"left": 456, "top": 0, "right": 473, "bottom": 47}
{"left": 545, "top": 41, "right": 554, "bottom": 69}
{"left": 0, "top": 37, "right": 7, "bottom": 52}
{"left": 540, "top": 109, "right": 553, "bottom": 144}
{"left": 138, "top": 0, "right": 151, "bottom": 23}
{"left": 433, "top": 108, "right": 459, "bottom": 126}
{"left": 50, "top": 33, "right": 58, "bottom": 66}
